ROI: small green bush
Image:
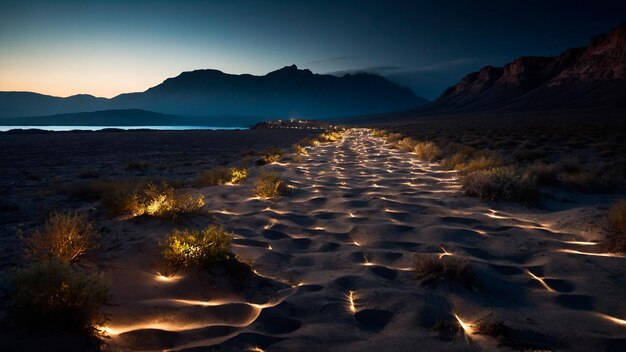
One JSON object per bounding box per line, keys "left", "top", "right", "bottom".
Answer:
{"left": 254, "top": 171, "right": 289, "bottom": 198}
{"left": 463, "top": 167, "right": 539, "bottom": 202}
{"left": 11, "top": 258, "right": 109, "bottom": 332}
{"left": 161, "top": 225, "right": 234, "bottom": 268}
{"left": 414, "top": 141, "right": 442, "bottom": 162}
{"left": 22, "top": 211, "right": 98, "bottom": 263}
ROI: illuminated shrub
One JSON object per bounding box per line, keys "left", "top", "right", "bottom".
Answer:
{"left": 259, "top": 147, "right": 284, "bottom": 164}
{"left": 463, "top": 167, "right": 539, "bottom": 202}
{"left": 194, "top": 166, "right": 248, "bottom": 187}
{"left": 414, "top": 254, "right": 474, "bottom": 288}
{"left": 22, "top": 211, "right": 98, "bottom": 263}
{"left": 229, "top": 166, "right": 248, "bottom": 184}
{"left": 413, "top": 141, "right": 442, "bottom": 162}
{"left": 318, "top": 130, "right": 343, "bottom": 142}
{"left": 161, "top": 225, "right": 234, "bottom": 268}
{"left": 292, "top": 143, "right": 308, "bottom": 156}
{"left": 254, "top": 171, "right": 289, "bottom": 198}
{"left": 11, "top": 258, "right": 109, "bottom": 332}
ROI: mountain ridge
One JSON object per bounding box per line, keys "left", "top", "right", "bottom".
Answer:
{"left": 0, "top": 65, "right": 428, "bottom": 121}
{"left": 427, "top": 23, "right": 626, "bottom": 113}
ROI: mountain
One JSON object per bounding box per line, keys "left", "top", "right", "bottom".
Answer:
{"left": 427, "top": 23, "right": 626, "bottom": 113}
{"left": 0, "top": 92, "right": 109, "bottom": 118}
{"left": 0, "top": 65, "right": 427, "bottom": 123}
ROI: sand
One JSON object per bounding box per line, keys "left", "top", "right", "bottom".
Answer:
{"left": 91, "top": 129, "right": 626, "bottom": 351}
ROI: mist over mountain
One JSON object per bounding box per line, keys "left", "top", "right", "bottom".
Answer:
{"left": 0, "top": 65, "right": 427, "bottom": 124}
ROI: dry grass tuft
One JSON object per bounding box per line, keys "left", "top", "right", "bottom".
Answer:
{"left": 22, "top": 211, "right": 98, "bottom": 263}
{"left": 254, "top": 171, "right": 290, "bottom": 198}
{"left": 463, "top": 167, "right": 539, "bottom": 202}
{"left": 601, "top": 200, "right": 626, "bottom": 253}
{"left": 415, "top": 254, "right": 475, "bottom": 288}
{"left": 259, "top": 147, "right": 284, "bottom": 164}
{"left": 413, "top": 141, "right": 442, "bottom": 162}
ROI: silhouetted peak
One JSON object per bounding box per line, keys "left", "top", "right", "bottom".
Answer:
{"left": 267, "top": 64, "right": 313, "bottom": 77}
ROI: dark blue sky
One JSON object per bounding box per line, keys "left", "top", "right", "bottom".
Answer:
{"left": 1, "top": 0, "right": 624, "bottom": 99}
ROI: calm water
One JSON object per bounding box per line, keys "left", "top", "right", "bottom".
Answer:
{"left": 0, "top": 125, "right": 247, "bottom": 132}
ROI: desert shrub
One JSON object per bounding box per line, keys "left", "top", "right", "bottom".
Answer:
{"left": 194, "top": 166, "right": 247, "bottom": 187}
{"left": 513, "top": 148, "right": 545, "bottom": 162}
{"left": 602, "top": 200, "right": 626, "bottom": 253}
{"left": 123, "top": 161, "right": 150, "bottom": 172}
{"left": 463, "top": 167, "right": 539, "bottom": 202}
{"left": 414, "top": 254, "right": 474, "bottom": 288}
{"left": 461, "top": 154, "right": 505, "bottom": 173}
{"left": 22, "top": 211, "right": 98, "bottom": 263}
{"left": 292, "top": 143, "right": 308, "bottom": 156}
{"left": 229, "top": 166, "right": 248, "bottom": 184}
{"left": 395, "top": 137, "right": 417, "bottom": 151}
{"left": 527, "top": 162, "right": 558, "bottom": 185}
{"left": 254, "top": 171, "right": 289, "bottom": 198}
{"left": 194, "top": 167, "right": 231, "bottom": 186}
{"left": 609, "top": 200, "right": 626, "bottom": 235}
{"left": 559, "top": 171, "right": 618, "bottom": 193}
{"left": 413, "top": 141, "right": 442, "bottom": 162}
{"left": 135, "top": 182, "right": 204, "bottom": 217}
{"left": 259, "top": 147, "right": 283, "bottom": 164}
{"left": 11, "top": 258, "right": 109, "bottom": 332}
{"left": 385, "top": 132, "right": 404, "bottom": 143}
{"left": 318, "top": 130, "right": 343, "bottom": 142}
{"left": 161, "top": 225, "right": 234, "bottom": 268}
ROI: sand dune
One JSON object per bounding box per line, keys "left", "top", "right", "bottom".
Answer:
{"left": 99, "top": 129, "right": 626, "bottom": 351}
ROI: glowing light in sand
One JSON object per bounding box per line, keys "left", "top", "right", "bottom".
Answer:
{"left": 347, "top": 290, "right": 357, "bottom": 314}
{"left": 263, "top": 219, "right": 278, "bottom": 230}
{"left": 349, "top": 212, "right": 356, "bottom": 217}
{"left": 453, "top": 313, "right": 476, "bottom": 336}
{"left": 525, "top": 269, "right": 555, "bottom": 292}
{"left": 597, "top": 313, "right": 626, "bottom": 327}
{"left": 248, "top": 347, "right": 267, "bottom": 352}
{"left": 155, "top": 272, "right": 182, "bottom": 283}
{"left": 438, "top": 246, "right": 453, "bottom": 259}
{"left": 353, "top": 241, "right": 361, "bottom": 246}
{"left": 556, "top": 249, "right": 626, "bottom": 258}
{"left": 562, "top": 240, "right": 598, "bottom": 246}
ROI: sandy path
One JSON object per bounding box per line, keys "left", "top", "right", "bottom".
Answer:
{"left": 101, "top": 129, "right": 626, "bottom": 351}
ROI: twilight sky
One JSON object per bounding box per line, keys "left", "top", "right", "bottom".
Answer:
{"left": 1, "top": 0, "right": 624, "bottom": 100}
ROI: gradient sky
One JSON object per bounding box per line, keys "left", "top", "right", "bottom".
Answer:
{"left": 1, "top": 0, "right": 624, "bottom": 100}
